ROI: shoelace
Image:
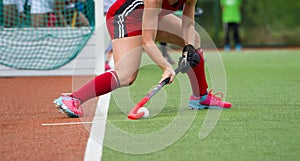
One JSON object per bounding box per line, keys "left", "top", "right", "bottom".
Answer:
{"left": 70, "top": 97, "right": 83, "bottom": 113}
{"left": 207, "top": 89, "right": 224, "bottom": 101}
{"left": 72, "top": 97, "right": 79, "bottom": 108}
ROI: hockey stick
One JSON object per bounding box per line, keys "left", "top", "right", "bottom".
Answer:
{"left": 127, "top": 66, "right": 183, "bottom": 120}
{"left": 127, "top": 46, "right": 200, "bottom": 120}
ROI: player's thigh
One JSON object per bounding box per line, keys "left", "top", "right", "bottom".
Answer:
{"left": 156, "top": 14, "right": 200, "bottom": 48}
{"left": 156, "top": 14, "right": 184, "bottom": 47}
{"left": 78, "top": 13, "right": 89, "bottom": 26}
{"left": 112, "top": 36, "right": 143, "bottom": 86}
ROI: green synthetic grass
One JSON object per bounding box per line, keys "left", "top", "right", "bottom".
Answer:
{"left": 102, "top": 49, "right": 300, "bottom": 161}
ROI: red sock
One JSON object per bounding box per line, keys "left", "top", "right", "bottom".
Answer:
{"left": 72, "top": 71, "right": 120, "bottom": 103}
{"left": 187, "top": 48, "right": 208, "bottom": 97}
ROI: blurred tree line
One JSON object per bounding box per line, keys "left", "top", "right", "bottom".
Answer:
{"left": 196, "top": 0, "right": 300, "bottom": 47}
{"left": 0, "top": 0, "right": 298, "bottom": 47}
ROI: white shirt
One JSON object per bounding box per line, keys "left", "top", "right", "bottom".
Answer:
{"left": 104, "top": 0, "right": 116, "bottom": 13}
{"left": 3, "top": 0, "right": 27, "bottom": 12}
{"left": 30, "top": 0, "right": 55, "bottom": 14}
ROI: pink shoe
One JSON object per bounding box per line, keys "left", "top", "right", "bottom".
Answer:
{"left": 189, "top": 90, "right": 232, "bottom": 109}
{"left": 53, "top": 95, "right": 83, "bottom": 118}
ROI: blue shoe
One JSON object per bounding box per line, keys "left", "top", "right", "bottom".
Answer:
{"left": 53, "top": 96, "right": 64, "bottom": 113}
{"left": 53, "top": 95, "right": 83, "bottom": 118}
{"left": 188, "top": 95, "right": 208, "bottom": 109}
{"left": 235, "top": 44, "right": 242, "bottom": 51}
{"left": 224, "top": 45, "right": 230, "bottom": 51}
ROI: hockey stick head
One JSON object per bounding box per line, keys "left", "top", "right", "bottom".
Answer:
{"left": 127, "top": 64, "right": 185, "bottom": 120}
{"left": 127, "top": 97, "right": 150, "bottom": 120}
{"left": 128, "top": 112, "right": 145, "bottom": 120}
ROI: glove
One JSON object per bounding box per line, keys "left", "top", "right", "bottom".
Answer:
{"left": 178, "top": 44, "right": 200, "bottom": 73}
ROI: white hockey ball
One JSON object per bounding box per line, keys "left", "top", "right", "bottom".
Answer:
{"left": 137, "top": 107, "right": 150, "bottom": 118}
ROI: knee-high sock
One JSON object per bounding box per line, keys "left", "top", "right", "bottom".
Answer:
{"left": 187, "top": 48, "right": 208, "bottom": 97}
{"left": 72, "top": 71, "right": 120, "bottom": 103}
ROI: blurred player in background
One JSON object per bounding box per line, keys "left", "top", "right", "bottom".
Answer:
{"left": 54, "top": 0, "right": 232, "bottom": 118}
{"left": 3, "top": 0, "right": 27, "bottom": 27}
{"left": 3, "top": 0, "right": 18, "bottom": 27}
{"left": 221, "top": 0, "right": 242, "bottom": 51}
{"left": 103, "top": 0, "right": 116, "bottom": 71}
{"left": 63, "top": 0, "right": 90, "bottom": 27}
{"left": 30, "top": 0, "right": 67, "bottom": 27}
{"left": 160, "top": 42, "right": 175, "bottom": 64}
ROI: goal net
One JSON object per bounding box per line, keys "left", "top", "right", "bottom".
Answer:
{"left": 0, "top": 0, "right": 95, "bottom": 70}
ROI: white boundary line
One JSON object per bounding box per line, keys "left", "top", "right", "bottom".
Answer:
{"left": 41, "top": 121, "right": 105, "bottom": 126}
{"left": 84, "top": 92, "right": 111, "bottom": 161}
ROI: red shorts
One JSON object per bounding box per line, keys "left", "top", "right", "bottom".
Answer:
{"left": 106, "top": 0, "right": 183, "bottom": 39}
{"left": 106, "top": 0, "right": 144, "bottom": 39}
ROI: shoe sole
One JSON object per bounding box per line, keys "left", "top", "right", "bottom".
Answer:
{"left": 53, "top": 100, "right": 79, "bottom": 118}
{"left": 188, "top": 103, "right": 207, "bottom": 110}
{"left": 189, "top": 106, "right": 228, "bottom": 110}
{"left": 53, "top": 100, "right": 64, "bottom": 113}
{"left": 189, "top": 103, "right": 230, "bottom": 110}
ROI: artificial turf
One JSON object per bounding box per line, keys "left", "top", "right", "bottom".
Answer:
{"left": 102, "top": 49, "right": 300, "bottom": 161}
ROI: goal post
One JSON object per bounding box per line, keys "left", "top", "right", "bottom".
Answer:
{"left": 94, "top": 0, "right": 105, "bottom": 75}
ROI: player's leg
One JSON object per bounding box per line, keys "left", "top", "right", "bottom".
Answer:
{"left": 3, "top": 1, "right": 18, "bottom": 27}
{"left": 54, "top": 0, "right": 145, "bottom": 117}
{"left": 54, "top": 0, "right": 67, "bottom": 26}
{"left": 156, "top": 14, "right": 206, "bottom": 95}
{"left": 156, "top": 14, "right": 206, "bottom": 92}
{"left": 72, "top": 36, "right": 142, "bottom": 101}
{"left": 156, "top": 14, "right": 231, "bottom": 109}
{"left": 31, "top": 14, "right": 47, "bottom": 27}
{"left": 104, "top": 42, "right": 113, "bottom": 71}
{"left": 30, "top": 0, "right": 50, "bottom": 27}
{"left": 233, "top": 23, "right": 242, "bottom": 51}
{"left": 111, "top": 37, "right": 143, "bottom": 86}
{"left": 74, "top": 1, "right": 89, "bottom": 27}
{"left": 160, "top": 42, "right": 175, "bottom": 64}
{"left": 78, "top": 12, "right": 90, "bottom": 27}
{"left": 54, "top": 36, "right": 143, "bottom": 117}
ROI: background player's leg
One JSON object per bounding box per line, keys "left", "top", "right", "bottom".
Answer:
{"left": 31, "top": 14, "right": 47, "bottom": 27}
{"left": 224, "top": 23, "right": 230, "bottom": 51}
{"left": 3, "top": 4, "right": 18, "bottom": 27}
{"left": 233, "top": 23, "right": 242, "bottom": 51}
{"left": 160, "top": 42, "right": 175, "bottom": 64}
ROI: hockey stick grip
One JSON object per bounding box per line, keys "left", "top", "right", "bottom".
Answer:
{"left": 160, "top": 67, "right": 182, "bottom": 85}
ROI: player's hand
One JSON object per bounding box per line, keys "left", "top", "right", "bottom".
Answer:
{"left": 178, "top": 44, "right": 200, "bottom": 73}
{"left": 159, "top": 67, "right": 175, "bottom": 84}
